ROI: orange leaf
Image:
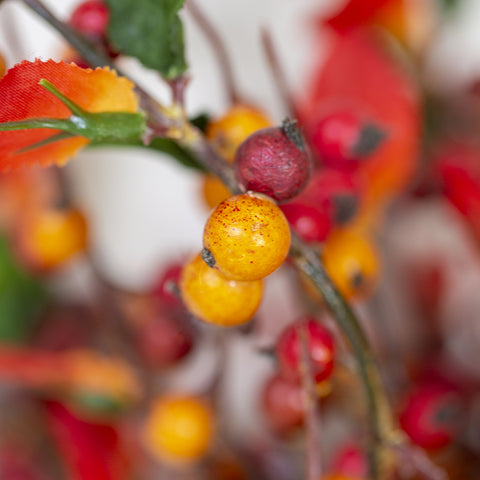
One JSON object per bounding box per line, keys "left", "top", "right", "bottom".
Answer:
{"left": 0, "top": 59, "right": 138, "bottom": 172}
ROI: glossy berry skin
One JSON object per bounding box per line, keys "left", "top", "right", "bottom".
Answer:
{"left": 143, "top": 395, "right": 214, "bottom": 464}
{"left": 203, "top": 192, "right": 291, "bottom": 281}
{"left": 206, "top": 104, "right": 271, "bottom": 161}
{"left": 322, "top": 229, "right": 380, "bottom": 300}
{"left": 399, "top": 382, "right": 463, "bottom": 450}
{"left": 306, "top": 110, "right": 385, "bottom": 171}
{"left": 276, "top": 318, "right": 335, "bottom": 383}
{"left": 261, "top": 373, "right": 304, "bottom": 435}
{"left": 280, "top": 201, "right": 332, "bottom": 243}
{"left": 69, "top": 0, "right": 109, "bottom": 41}
{"left": 180, "top": 253, "right": 263, "bottom": 327}
{"left": 234, "top": 122, "right": 312, "bottom": 202}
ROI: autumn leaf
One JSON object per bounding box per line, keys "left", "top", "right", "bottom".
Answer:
{"left": 0, "top": 59, "right": 140, "bottom": 172}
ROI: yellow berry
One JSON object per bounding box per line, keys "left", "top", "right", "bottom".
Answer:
{"left": 20, "top": 208, "right": 88, "bottom": 270}
{"left": 206, "top": 104, "right": 271, "bottom": 161}
{"left": 203, "top": 193, "right": 291, "bottom": 281}
{"left": 143, "top": 395, "right": 214, "bottom": 464}
{"left": 322, "top": 228, "right": 380, "bottom": 300}
{"left": 180, "top": 252, "right": 263, "bottom": 327}
{"left": 201, "top": 174, "right": 232, "bottom": 210}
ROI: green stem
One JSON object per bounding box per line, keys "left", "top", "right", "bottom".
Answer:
{"left": 0, "top": 118, "right": 72, "bottom": 131}
{"left": 39, "top": 79, "right": 87, "bottom": 117}
{"left": 290, "top": 234, "right": 395, "bottom": 480}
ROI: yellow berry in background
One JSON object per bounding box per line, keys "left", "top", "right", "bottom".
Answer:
{"left": 143, "top": 395, "right": 214, "bottom": 464}
{"left": 19, "top": 208, "right": 88, "bottom": 271}
{"left": 206, "top": 104, "right": 271, "bottom": 161}
{"left": 201, "top": 174, "right": 232, "bottom": 210}
{"left": 180, "top": 252, "right": 263, "bottom": 327}
{"left": 203, "top": 192, "right": 291, "bottom": 281}
{"left": 322, "top": 228, "right": 380, "bottom": 301}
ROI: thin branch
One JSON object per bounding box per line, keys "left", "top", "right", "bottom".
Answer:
{"left": 186, "top": 0, "right": 241, "bottom": 104}
{"left": 261, "top": 27, "right": 295, "bottom": 117}
{"left": 299, "top": 325, "right": 322, "bottom": 480}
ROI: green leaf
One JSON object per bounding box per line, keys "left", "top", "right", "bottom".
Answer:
{"left": 148, "top": 137, "right": 206, "bottom": 171}
{"left": 440, "top": 0, "right": 462, "bottom": 10}
{"left": 0, "top": 235, "right": 47, "bottom": 343}
{"left": 105, "top": 0, "right": 187, "bottom": 78}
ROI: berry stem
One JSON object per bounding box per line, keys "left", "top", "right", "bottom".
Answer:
{"left": 186, "top": 0, "right": 242, "bottom": 105}
{"left": 289, "top": 234, "right": 395, "bottom": 480}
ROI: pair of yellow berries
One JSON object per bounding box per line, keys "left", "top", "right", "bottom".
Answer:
{"left": 181, "top": 191, "right": 291, "bottom": 327}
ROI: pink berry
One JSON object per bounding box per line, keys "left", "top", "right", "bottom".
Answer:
{"left": 276, "top": 317, "right": 335, "bottom": 383}
{"left": 306, "top": 110, "right": 385, "bottom": 170}
{"left": 399, "top": 382, "right": 463, "bottom": 450}
{"left": 280, "top": 201, "right": 332, "bottom": 243}
{"left": 69, "top": 0, "right": 109, "bottom": 40}
{"left": 234, "top": 119, "right": 312, "bottom": 202}
{"left": 261, "top": 373, "right": 304, "bottom": 435}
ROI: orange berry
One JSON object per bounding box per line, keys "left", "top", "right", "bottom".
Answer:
{"left": 206, "top": 104, "right": 271, "bottom": 161}
{"left": 203, "top": 192, "right": 291, "bottom": 281}
{"left": 180, "top": 253, "right": 263, "bottom": 327}
{"left": 19, "top": 208, "right": 88, "bottom": 270}
{"left": 201, "top": 174, "right": 232, "bottom": 210}
{"left": 0, "top": 53, "right": 5, "bottom": 79}
{"left": 143, "top": 395, "right": 214, "bottom": 464}
{"left": 322, "top": 229, "right": 380, "bottom": 300}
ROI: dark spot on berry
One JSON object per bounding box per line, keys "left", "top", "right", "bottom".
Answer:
{"left": 201, "top": 248, "right": 216, "bottom": 268}
{"left": 333, "top": 194, "right": 358, "bottom": 224}
{"left": 351, "top": 270, "right": 364, "bottom": 289}
{"left": 351, "top": 123, "right": 387, "bottom": 158}
{"left": 282, "top": 118, "right": 305, "bottom": 151}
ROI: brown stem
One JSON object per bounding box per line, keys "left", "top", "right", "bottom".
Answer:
{"left": 261, "top": 27, "right": 295, "bottom": 117}
{"left": 186, "top": 0, "right": 241, "bottom": 104}
{"left": 299, "top": 325, "right": 322, "bottom": 480}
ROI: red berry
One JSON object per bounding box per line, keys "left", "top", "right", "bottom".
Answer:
{"left": 137, "top": 308, "right": 193, "bottom": 368}
{"left": 331, "top": 443, "right": 367, "bottom": 479}
{"left": 276, "top": 317, "right": 335, "bottom": 383}
{"left": 69, "top": 0, "right": 109, "bottom": 40}
{"left": 234, "top": 120, "right": 312, "bottom": 202}
{"left": 151, "top": 261, "right": 183, "bottom": 309}
{"left": 399, "top": 382, "right": 463, "bottom": 450}
{"left": 261, "top": 373, "right": 304, "bottom": 435}
{"left": 300, "top": 168, "right": 362, "bottom": 225}
{"left": 280, "top": 201, "right": 332, "bottom": 243}
{"left": 306, "top": 110, "right": 385, "bottom": 171}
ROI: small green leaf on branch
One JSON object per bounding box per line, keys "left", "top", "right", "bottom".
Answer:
{"left": 105, "top": 0, "right": 188, "bottom": 78}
